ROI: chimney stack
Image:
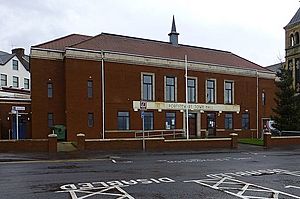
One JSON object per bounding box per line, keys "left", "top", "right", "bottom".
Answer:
{"left": 12, "top": 48, "right": 25, "bottom": 57}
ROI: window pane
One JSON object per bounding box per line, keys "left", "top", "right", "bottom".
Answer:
{"left": 13, "top": 60, "right": 18, "bottom": 70}
{"left": 87, "top": 80, "right": 93, "bottom": 98}
{"left": 13, "top": 76, "right": 19, "bottom": 88}
{"left": 188, "top": 78, "right": 196, "bottom": 102}
{"left": 48, "top": 113, "right": 53, "bottom": 127}
{"left": 1, "top": 74, "right": 7, "bottom": 86}
{"left": 207, "top": 80, "right": 215, "bottom": 103}
{"left": 48, "top": 83, "right": 53, "bottom": 98}
{"left": 143, "top": 75, "right": 153, "bottom": 101}
{"left": 24, "top": 78, "right": 29, "bottom": 89}
{"left": 166, "top": 77, "right": 175, "bottom": 102}
{"left": 88, "top": 113, "right": 94, "bottom": 127}
{"left": 242, "top": 113, "right": 249, "bottom": 130}
{"left": 144, "top": 112, "right": 154, "bottom": 130}
{"left": 118, "top": 111, "right": 130, "bottom": 130}
{"left": 166, "top": 112, "right": 176, "bottom": 129}
{"left": 225, "top": 113, "right": 233, "bottom": 129}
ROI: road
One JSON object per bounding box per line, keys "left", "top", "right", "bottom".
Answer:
{"left": 0, "top": 146, "right": 300, "bottom": 198}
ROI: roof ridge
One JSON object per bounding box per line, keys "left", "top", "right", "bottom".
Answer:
{"left": 100, "top": 32, "right": 231, "bottom": 54}
{"left": 69, "top": 33, "right": 103, "bottom": 48}
{"left": 32, "top": 33, "right": 91, "bottom": 49}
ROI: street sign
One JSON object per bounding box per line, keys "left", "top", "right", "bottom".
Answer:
{"left": 140, "top": 101, "right": 147, "bottom": 111}
{"left": 12, "top": 106, "right": 25, "bottom": 111}
{"left": 141, "top": 111, "right": 144, "bottom": 118}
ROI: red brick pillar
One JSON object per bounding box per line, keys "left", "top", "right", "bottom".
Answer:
{"left": 77, "top": 133, "right": 85, "bottom": 151}
{"left": 230, "top": 133, "right": 238, "bottom": 149}
{"left": 48, "top": 134, "right": 57, "bottom": 153}
{"left": 264, "top": 133, "right": 272, "bottom": 148}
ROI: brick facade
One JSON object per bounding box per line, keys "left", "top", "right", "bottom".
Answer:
{"left": 30, "top": 33, "right": 276, "bottom": 141}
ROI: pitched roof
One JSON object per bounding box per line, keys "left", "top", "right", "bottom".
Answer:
{"left": 33, "top": 34, "right": 92, "bottom": 51}
{"left": 0, "top": 51, "right": 14, "bottom": 65}
{"left": 71, "top": 33, "right": 270, "bottom": 72}
{"left": 32, "top": 32, "right": 271, "bottom": 72}
{"left": 266, "top": 62, "right": 283, "bottom": 73}
{"left": 285, "top": 7, "right": 300, "bottom": 29}
{"left": 0, "top": 50, "right": 30, "bottom": 71}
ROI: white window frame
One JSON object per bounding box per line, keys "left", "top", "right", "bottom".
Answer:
{"left": 206, "top": 79, "right": 216, "bottom": 103}
{"left": 187, "top": 76, "right": 198, "bottom": 103}
{"left": 164, "top": 76, "right": 177, "bottom": 102}
{"left": 12, "top": 76, "right": 19, "bottom": 88}
{"left": 141, "top": 72, "right": 155, "bottom": 101}
{"left": 12, "top": 59, "right": 18, "bottom": 70}
{"left": 24, "top": 78, "right": 30, "bottom": 89}
{"left": 1, "top": 74, "right": 7, "bottom": 86}
{"left": 224, "top": 80, "right": 234, "bottom": 104}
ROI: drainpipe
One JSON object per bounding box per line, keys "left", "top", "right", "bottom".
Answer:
{"left": 256, "top": 70, "right": 259, "bottom": 139}
{"left": 101, "top": 51, "right": 105, "bottom": 139}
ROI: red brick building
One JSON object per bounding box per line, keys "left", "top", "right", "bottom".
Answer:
{"left": 30, "top": 19, "right": 276, "bottom": 141}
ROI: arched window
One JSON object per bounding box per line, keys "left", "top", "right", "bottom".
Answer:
{"left": 290, "top": 34, "right": 295, "bottom": 46}
{"left": 295, "top": 32, "right": 299, "bottom": 45}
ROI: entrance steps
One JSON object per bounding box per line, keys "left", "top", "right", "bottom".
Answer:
{"left": 57, "top": 142, "right": 77, "bottom": 152}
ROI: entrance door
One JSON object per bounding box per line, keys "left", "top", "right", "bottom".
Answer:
{"left": 188, "top": 113, "right": 197, "bottom": 138}
{"left": 207, "top": 113, "right": 216, "bottom": 136}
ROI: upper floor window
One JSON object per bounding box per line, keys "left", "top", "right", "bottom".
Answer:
{"left": 165, "top": 76, "right": 175, "bottom": 102}
{"left": 262, "top": 92, "right": 266, "bottom": 106}
{"left": 12, "top": 60, "right": 18, "bottom": 70}
{"left": 48, "top": 83, "right": 53, "bottom": 98}
{"left": 88, "top": 113, "right": 94, "bottom": 128}
{"left": 296, "top": 32, "right": 300, "bottom": 45}
{"left": 188, "top": 78, "right": 196, "bottom": 103}
{"left": 13, "top": 76, "right": 19, "bottom": 88}
{"left": 1, "top": 74, "right": 7, "bottom": 86}
{"left": 290, "top": 34, "right": 295, "bottom": 47}
{"left": 24, "top": 78, "right": 29, "bottom": 89}
{"left": 242, "top": 113, "right": 249, "bottom": 130}
{"left": 165, "top": 112, "right": 176, "bottom": 129}
{"left": 224, "top": 81, "right": 233, "bottom": 104}
{"left": 118, "top": 111, "right": 130, "bottom": 130}
{"left": 142, "top": 74, "right": 154, "bottom": 101}
{"left": 87, "top": 80, "right": 93, "bottom": 98}
{"left": 206, "top": 79, "right": 216, "bottom": 103}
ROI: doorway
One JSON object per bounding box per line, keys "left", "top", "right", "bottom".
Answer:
{"left": 207, "top": 113, "right": 216, "bottom": 136}
{"left": 188, "top": 113, "right": 197, "bottom": 138}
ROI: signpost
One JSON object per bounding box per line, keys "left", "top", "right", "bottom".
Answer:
{"left": 11, "top": 106, "right": 25, "bottom": 140}
{"left": 140, "top": 101, "right": 147, "bottom": 152}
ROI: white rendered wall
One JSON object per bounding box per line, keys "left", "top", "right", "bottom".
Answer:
{"left": 0, "top": 56, "right": 30, "bottom": 90}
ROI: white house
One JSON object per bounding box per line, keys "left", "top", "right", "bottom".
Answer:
{"left": 0, "top": 48, "right": 30, "bottom": 99}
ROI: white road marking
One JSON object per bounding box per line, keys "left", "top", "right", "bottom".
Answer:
{"left": 111, "top": 159, "right": 117, "bottom": 163}
{"left": 57, "top": 185, "right": 134, "bottom": 199}
{"left": 286, "top": 185, "right": 300, "bottom": 190}
{"left": 184, "top": 177, "right": 300, "bottom": 199}
{"left": 157, "top": 157, "right": 252, "bottom": 164}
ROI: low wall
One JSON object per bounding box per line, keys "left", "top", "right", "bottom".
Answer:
{"left": 264, "top": 133, "right": 300, "bottom": 148}
{"left": 0, "top": 134, "right": 58, "bottom": 153}
{"left": 0, "top": 139, "right": 49, "bottom": 152}
{"left": 81, "top": 133, "right": 237, "bottom": 152}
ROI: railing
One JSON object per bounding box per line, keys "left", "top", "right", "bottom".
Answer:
{"left": 280, "top": 131, "right": 300, "bottom": 136}
{"left": 135, "top": 129, "right": 185, "bottom": 139}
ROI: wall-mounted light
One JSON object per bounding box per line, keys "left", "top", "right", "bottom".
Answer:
{"left": 134, "top": 108, "right": 138, "bottom": 112}
{"left": 245, "top": 109, "right": 249, "bottom": 112}
{"left": 158, "top": 109, "right": 162, "bottom": 112}
{"left": 200, "top": 110, "right": 204, "bottom": 113}
{"left": 180, "top": 110, "right": 184, "bottom": 112}
{"left": 7, "top": 117, "right": 10, "bottom": 121}
{"left": 89, "top": 76, "right": 92, "bottom": 79}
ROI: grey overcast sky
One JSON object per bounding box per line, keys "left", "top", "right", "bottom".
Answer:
{"left": 0, "top": 0, "right": 299, "bottom": 66}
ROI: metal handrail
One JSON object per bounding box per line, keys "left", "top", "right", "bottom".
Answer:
{"left": 135, "top": 129, "right": 184, "bottom": 139}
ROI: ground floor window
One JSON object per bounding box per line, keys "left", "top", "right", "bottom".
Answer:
{"left": 88, "top": 113, "right": 94, "bottom": 127}
{"left": 144, "top": 112, "right": 154, "bottom": 130}
{"left": 242, "top": 113, "right": 249, "bottom": 130}
{"left": 225, "top": 113, "right": 233, "bottom": 129}
{"left": 48, "top": 113, "right": 53, "bottom": 128}
{"left": 165, "top": 112, "right": 176, "bottom": 129}
{"left": 118, "top": 111, "right": 130, "bottom": 130}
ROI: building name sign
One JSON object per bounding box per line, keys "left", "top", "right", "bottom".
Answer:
{"left": 133, "top": 101, "right": 240, "bottom": 112}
